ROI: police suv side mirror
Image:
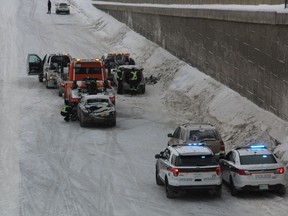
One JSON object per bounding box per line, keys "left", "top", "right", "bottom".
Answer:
{"left": 167, "top": 133, "right": 173, "bottom": 138}
{"left": 155, "top": 154, "right": 161, "bottom": 159}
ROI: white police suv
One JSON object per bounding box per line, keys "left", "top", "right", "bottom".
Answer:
{"left": 155, "top": 143, "right": 222, "bottom": 198}
{"left": 220, "top": 144, "right": 287, "bottom": 196}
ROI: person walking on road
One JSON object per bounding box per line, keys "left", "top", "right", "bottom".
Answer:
{"left": 47, "top": 0, "right": 52, "bottom": 14}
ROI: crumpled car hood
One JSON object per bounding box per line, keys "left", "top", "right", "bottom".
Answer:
{"left": 85, "top": 103, "right": 115, "bottom": 116}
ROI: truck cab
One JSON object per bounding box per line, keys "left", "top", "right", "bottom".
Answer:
{"left": 63, "top": 58, "right": 115, "bottom": 105}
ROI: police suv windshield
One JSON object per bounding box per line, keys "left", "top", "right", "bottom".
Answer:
{"left": 174, "top": 155, "right": 217, "bottom": 166}
{"left": 240, "top": 155, "right": 277, "bottom": 165}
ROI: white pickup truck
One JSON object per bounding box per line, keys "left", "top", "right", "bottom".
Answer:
{"left": 27, "top": 53, "right": 72, "bottom": 89}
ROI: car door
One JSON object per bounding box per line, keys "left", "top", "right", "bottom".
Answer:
{"left": 159, "top": 148, "right": 171, "bottom": 180}
{"left": 220, "top": 151, "right": 235, "bottom": 182}
{"left": 27, "top": 54, "right": 43, "bottom": 75}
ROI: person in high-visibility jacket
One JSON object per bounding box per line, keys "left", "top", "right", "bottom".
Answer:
{"left": 129, "top": 69, "right": 139, "bottom": 95}
{"left": 60, "top": 105, "right": 73, "bottom": 122}
{"left": 116, "top": 69, "right": 124, "bottom": 94}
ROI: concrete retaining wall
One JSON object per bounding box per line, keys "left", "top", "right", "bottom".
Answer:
{"left": 94, "top": 0, "right": 283, "bottom": 5}
{"left": 93, "top": 3, "right": 288, "bottom": 121}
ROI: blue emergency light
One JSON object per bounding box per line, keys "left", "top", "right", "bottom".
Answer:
{"left": 187, "top": 143, "right": 204, "bottom": 146}
{"left": 250, "top": 144, "right": 267, "bottom": 149}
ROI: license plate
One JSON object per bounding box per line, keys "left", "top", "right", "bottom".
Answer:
{"left": 255, "top": 174, "right": 271, "bottom": 179}
{"left": 179, "top": 178, "right": 193, "bottom": 181}
{"left": 259, "top": 184, "right": 268, "bottom": 190}
{"left": 193, "top": 173, "right": 202, "bottom": 178}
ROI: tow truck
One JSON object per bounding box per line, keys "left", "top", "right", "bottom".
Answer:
{"left": 62, "top": 58, "right": 115, "bottom": 106}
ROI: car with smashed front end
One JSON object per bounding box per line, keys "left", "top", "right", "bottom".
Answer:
{"left": 77, "top": 94, "right": 116, "bottom": 127}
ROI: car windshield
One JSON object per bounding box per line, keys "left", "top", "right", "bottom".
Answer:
{"left": 240, "top": 154, "right": 277, "bottom": 165}
{"left": 175, "top": 155, "right": 217, "bottom": 166}
{"left": 189, "top": 129, "right": 219, "bottom": 141}
{"left": 51, "top": 56, "right": 70, "bottom": 67}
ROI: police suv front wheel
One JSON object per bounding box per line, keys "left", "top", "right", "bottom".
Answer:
{"left": 155, "top": 168, "right": 164, "bottom": 186}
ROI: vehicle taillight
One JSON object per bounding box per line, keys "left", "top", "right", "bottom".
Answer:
{"left": 275, "top": 167, "right": 285, "bottom": 174}
{"left": 109, "top": 96, "right": 115, "bottom": 102}
{"left": 220, "top": 140, "right": 225, "bottom": 151}
{"left": 71, "top": 98, "right": 78, "bottom": 103}
{"left": 237, "top": 169, "right": 251, "bottom": 175}
{"left": 171, "top": 168, "right": 179, "bottom": 177}
{"left": 216, "top": 166, "right": 221, "bottom": 175}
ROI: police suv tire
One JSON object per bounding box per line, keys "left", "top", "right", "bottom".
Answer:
{"left": 165, "top": 178, "right": 175, "bottom": 199}
{"left": 214, "top": 186, "right": 222, "bottom": 198}
{"left": 38, "top": 75, "right": 43, "bottom": 82}
{"left": 276, "top": 185, "right": 286, "bottom": 196}
{"left": 155, "top": 169, "right": 164, "bottom": 186}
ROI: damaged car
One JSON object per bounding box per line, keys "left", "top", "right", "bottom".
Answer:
{"left": 77, "top": 94, "right": 116, "bottom": 127}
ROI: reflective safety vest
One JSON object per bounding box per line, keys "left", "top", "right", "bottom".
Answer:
{"left": 116, "top": 71, "right": 123, "bottom": 80}
{"left": 130, "top": 71, "right": 138, "bottom": 81}
{"left": 61, "top": 105, "right": 71, "bottom": 113}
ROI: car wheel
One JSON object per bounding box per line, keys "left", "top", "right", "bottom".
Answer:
{"left": 80, "top": 114, "right": 86, "bottom": 127}
{"left": 140, "top": 86, "right": 145, "bottom": 94}
{"left": 38, "top": 75, "right": 43, "bottom": 82}
{"left": 110, "top": 119, "right": 116, "bottom": 127}
{"left": 45, "top": 76, "right": 49, "bottom": 89}
{"left": 230, "top": 177, "right": 238, "bottom": 196}
{"left": 165, "top": 178, "right": 175, "bottom": 199}
{"left": 276, "top": 185, "right": 286, "bottom": 196}
{"left": 155, "top": 168, "right": 164, "bottom": 186}
{"left": 214, "top": 185, "right": 222, "bottom": 198}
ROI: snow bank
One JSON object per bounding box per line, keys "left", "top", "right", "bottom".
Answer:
{"left": 72, "top": 0, "right": 288, "bottom": 164}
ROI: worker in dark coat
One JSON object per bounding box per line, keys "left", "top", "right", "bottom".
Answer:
{"left": 116, "top": 69, "right": 124, "bottom": 94}
{"left": 60, "top": 104, "right": 77, "bottom": 122}
{"left": 129, "top": 68, "right": 138, "bottom": 95}
{"left": 47, "top": 0, "right": 52, "bottom": 14}
{"left": 60, "top": 105, "right": 73, "bottom": 122}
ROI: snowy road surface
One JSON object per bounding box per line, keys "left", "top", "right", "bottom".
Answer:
{"left": 0, "top": 0, "right": 288, "bottom": 216}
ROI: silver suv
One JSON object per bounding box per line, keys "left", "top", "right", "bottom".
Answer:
{"left": 155, "top": 144, "right": 222, "bottom": 198}
{"left": 167, "top": 123, "right": 225, "bottom": 160}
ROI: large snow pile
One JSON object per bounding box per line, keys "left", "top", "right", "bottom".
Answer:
{"left": 72, "top": 0, "right": 288, "bottom": 164}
